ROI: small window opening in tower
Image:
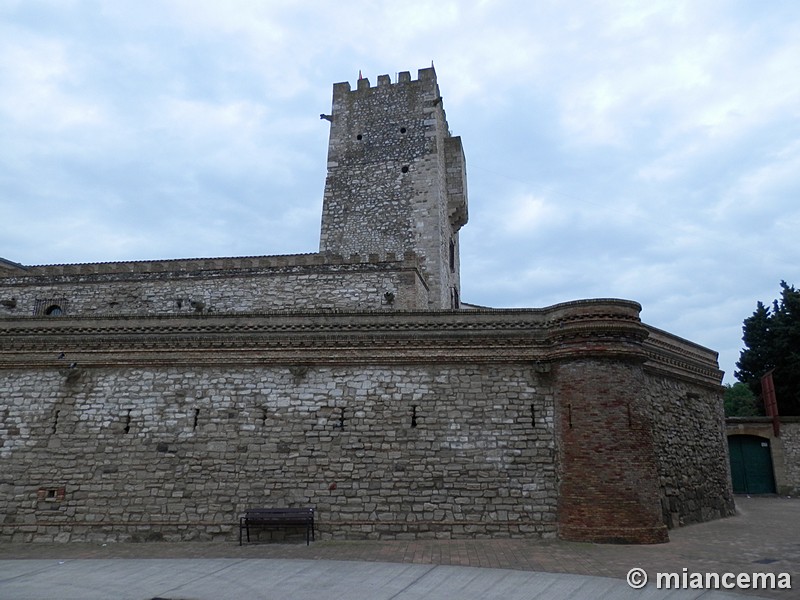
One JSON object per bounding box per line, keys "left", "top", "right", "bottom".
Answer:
{"left": 400, "top": 127, "right": 407, "bottom": 134}
{"left": 401, "top": 165, "right": 409, "bottom": 173}
{"left": 356, "top": 134, "right": 363, "bottom": 140}
{"left": 193, "top": 408, "right": 200, "bottom": 431}
{"left": 45, "top": 305, "right": 63, "bottom": 316}
{"left": 123, "top": 409, "right": 132, "bottom": 434}
{"left": 411, "top": 405, "right": 418, "bottom": 428}
{"left": 449, "top": 239, "right": 455, "bottom": 272}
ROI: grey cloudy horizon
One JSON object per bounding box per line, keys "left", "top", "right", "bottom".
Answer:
{"left": 2, "top": 0, "right": 799, "bottom": 384}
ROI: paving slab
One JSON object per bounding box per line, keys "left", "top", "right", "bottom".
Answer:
{"left": 0, "top": 558, "right": 756, "bottom": 600}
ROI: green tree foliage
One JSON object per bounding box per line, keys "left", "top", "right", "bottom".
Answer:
{"left": 723, "top": 382, "right": 760, "bottom": 417}
{"left": 735, "top": 281, "right": 800, "bottom": 416}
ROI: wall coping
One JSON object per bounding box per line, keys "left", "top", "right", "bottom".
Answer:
{"left": 1, "top": 251, "right": 421, "bottom": 279}
{"left": 726, "top": 417, "right": 800, "bottom": 425}
{"left": 0, "top": 298, "right": 721, "bottom": 386}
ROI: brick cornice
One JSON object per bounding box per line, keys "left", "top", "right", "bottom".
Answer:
{"left": 642, "top": 324, "right": 723, "bottom": 387}
{"left": 0, "top": 299, "right": 719, "bottom": 382}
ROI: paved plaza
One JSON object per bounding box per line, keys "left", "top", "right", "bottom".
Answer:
{"left": 0, "top": 496, "right": 797, "bottom": 599}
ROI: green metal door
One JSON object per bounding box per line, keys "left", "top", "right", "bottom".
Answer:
{"left": 728, "top": 435, "right": 776, "bottom": 494}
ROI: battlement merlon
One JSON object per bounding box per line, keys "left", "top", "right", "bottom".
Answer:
{"left": 331, "top": 67, "right": 441, "bottom": 102}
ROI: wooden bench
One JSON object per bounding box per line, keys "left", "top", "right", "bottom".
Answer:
{"left": 239, "top": 508, "right": 315, "bottom": 546}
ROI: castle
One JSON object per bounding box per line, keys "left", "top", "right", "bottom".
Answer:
{"left": 0, "top": 67, "right": 734, "bottom": 544}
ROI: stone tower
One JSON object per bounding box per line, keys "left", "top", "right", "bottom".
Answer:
{"left": 319, "top": 67, "right": 468, "bottom": 309}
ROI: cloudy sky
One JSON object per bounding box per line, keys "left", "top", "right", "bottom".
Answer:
{"left": 1, "top": 1, "right": 798, "bottom": 383}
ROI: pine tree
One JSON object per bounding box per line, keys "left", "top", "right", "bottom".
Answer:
{"left": 735, "top": 281, "right": 800, "bottom": 416}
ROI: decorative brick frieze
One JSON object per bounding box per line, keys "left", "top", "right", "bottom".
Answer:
{"left": 643, "top": 325, "right": 725, "bottom": 385}
{"left": 0, "top": 300, "right": 666, "bottom": 371}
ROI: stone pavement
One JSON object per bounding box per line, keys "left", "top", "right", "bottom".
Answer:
{"left": 0, "top": 496, "right": 797, "bottom": 599}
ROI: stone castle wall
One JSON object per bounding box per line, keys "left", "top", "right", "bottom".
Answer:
{"left": 0, "top": 364, "right": 557, "bottom": 543}
{"left": 551, "top": 320, "right": 733, "bottom": 543}
{"left": 643, "top": 327, "right": 735, "bottom": 527}
{"left": 0, "top": 65, "right": 734, "bottom": 545}
{"left": 0, "top": 300, "right": 732, "bottom": 543}
{"left": 0, "top": 329, "right": 561, "bottom": 543}
{"left": 0, "top": 254, "right": 429, "bottom": 317}
{"left": 645, "top": 375, "right": 733, "bottom": 527}
{"left": 784, "top": 423, "right": 800, "bottom": 494}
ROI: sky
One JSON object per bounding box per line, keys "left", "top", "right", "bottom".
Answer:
{"left": 1, "top": 1, "right": 798, "bottom": 384}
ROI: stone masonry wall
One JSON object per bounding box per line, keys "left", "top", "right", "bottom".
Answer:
{"left": 0, "top": 260, "right": 428, "bottom": 317}
{"left": 0, "top": 300, "right": 730, "bottom": 544}
{"left": 0, "top": 364, "right": 557, "bottom": 543}
{"left": 644, "top": 374, "right": 735, "bottom": 528}
{"left": 782, "top": 422, "right": 800, "bottom": 494}
{"left": 641, "top": 326, "right": 735, "bottom": 527}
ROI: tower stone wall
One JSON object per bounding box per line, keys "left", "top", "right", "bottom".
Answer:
{"left": 319, "top": 68, "right": 467, "bottom": 309}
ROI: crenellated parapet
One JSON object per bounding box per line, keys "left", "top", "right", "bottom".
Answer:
{"left": 6, "top": 251, "right": 420, "bottom": 277}
{"left": 331, "top": 67, "right": 440, "bottom": 102}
